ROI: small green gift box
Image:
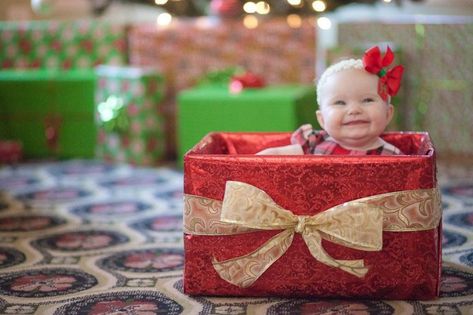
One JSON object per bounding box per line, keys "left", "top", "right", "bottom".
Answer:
{"left": 0, "top": 69, "right": 96, "bottom": 159}
{"left": 177, "top": 84, "right": 318, "bottom": 165}
{"left": 95, "top": 65, "right": 165, "bottom": 166}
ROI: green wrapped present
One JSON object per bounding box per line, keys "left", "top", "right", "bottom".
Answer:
{"left": 0, "top": 69, "right": 96, "bottom": 159}
{"left": 177, "top": 84, "right": 318, "bottom": 165}
{"left": 95, "top": 65, "right": 165, "bottom": 166}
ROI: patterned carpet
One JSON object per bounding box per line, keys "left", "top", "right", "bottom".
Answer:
{"left": 0, "top": 160, "right": 472, "bottom": 315}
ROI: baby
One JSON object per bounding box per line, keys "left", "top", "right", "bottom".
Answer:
{"left": 257, "top": 46, "right": 404, "bottom": 155}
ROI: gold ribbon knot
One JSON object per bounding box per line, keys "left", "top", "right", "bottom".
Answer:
{"left": 184, "top": 181, "right": 441, "bottom": 288}
{"left": 295, "top": 216, "right": 308, "bottom": 233}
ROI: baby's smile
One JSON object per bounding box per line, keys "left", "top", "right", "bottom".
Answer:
{"left": 342, "top": 119, "right": 370, "bottom": 126}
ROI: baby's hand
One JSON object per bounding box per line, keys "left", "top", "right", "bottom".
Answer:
{"left": 290, "top": 124, "right": 314, "bottom": 145}
{"left": 256, "top": 144, "right": 304, "bottom": 155}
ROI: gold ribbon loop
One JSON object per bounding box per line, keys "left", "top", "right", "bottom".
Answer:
{"left": 184, "top": 181, "right": 441, "bottom": 288}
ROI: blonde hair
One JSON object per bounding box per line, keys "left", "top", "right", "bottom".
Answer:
{"left": 316, "top": 58, "right": 364, "bottom": 106}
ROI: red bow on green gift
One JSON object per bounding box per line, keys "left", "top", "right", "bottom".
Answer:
{"left": 362, "top": 46, "right": 404, "bottom": 101}
{"left": 229, "top": 72, "right": 265, "bottom": 94}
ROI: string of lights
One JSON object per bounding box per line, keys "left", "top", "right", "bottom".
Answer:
{"left": 120, "top": 0, "right": 381, "bottom": 17}
{"left": 89, "top": 0, "right": 418, "bottom": 29}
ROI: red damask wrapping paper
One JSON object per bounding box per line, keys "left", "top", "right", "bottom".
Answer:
{"left": 183, "top": 132, "right": 441, "bottom": 299}
{"left": 128, "top": 17, "right": 315, "bottom": 158}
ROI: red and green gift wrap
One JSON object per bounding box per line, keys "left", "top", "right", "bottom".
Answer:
{"left": 0, "top": 20, "right": 127, "bottom": 70}
{"left": 128, "top": 17, "right": 316, "bottom": 159}
{"left": 95, "top": 65, "right": 165, "bottom": 166}
{"left": 129, "top": 17, "right": 315, "bottom": 90}
{"left": 183, "top": 131, "right": 441, "bottom": 299}
{"left": 177, "top": 84, "right": 317, "bottom": 165}
{"left": 0, "top": 69, "right": 96, "bottom": 159}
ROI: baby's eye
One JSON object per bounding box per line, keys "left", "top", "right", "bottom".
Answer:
{"left": 362, "top": 97, "right": 375, "bottom": 103}
{"left": 333, "top": 100, "right": 346, "bottom": 105}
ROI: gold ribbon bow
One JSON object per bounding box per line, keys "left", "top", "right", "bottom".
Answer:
{"left": 184, "top": 181, "right": 441, "bottom": 288}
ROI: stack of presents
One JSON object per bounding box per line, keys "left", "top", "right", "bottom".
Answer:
{"left": 1, "top": 15, "right": 472, "bottom": 299}
{"left": 0, "top": 18, "right": 316, "bottom": 165}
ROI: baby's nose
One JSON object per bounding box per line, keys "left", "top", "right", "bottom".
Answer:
{"left": 347, "top": 103, "right": 362, "bottom": 114}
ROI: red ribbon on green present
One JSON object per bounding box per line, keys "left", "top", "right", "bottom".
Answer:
{"left": 44, "top": 114, "right": 62, "bottom": 152}
{"left": 196, "top": 67, "right": 266, "bottom": 93}
{"left": 229, "top": 72, "right": 266, "bottom": 94}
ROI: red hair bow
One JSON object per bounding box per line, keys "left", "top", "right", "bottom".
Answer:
{"left": 363, "top": 46, "right": 404, "bottom": 101}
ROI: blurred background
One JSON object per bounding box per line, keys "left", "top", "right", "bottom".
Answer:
{"left": 1, "top": 0, "right": 472, "bottom": 166}
{"left": 1, "top": 3, "right": 473, "bottom": 314}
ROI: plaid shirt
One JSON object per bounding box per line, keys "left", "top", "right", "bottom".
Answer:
{"left": 290, "top": 124, "right": 404, "bottom": 155}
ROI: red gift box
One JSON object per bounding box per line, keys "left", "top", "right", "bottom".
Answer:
{"left": 183, "top": 132, "right": 441, "bottom": 299}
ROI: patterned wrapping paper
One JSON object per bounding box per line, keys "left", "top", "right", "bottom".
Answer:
{"left": 95, "top": 65, "right": 166, "bottom": 166}
{"left": 336, "top": 19, "right": 473, "bottom": 159}
{"left": 183, "top": 131, "right": 441, "bottom": 299}
{"left": 0, "top": 20, "right": 127, "bottom": 70}
{"left": 128, "top": 17, "right": 316, "bottom": 158}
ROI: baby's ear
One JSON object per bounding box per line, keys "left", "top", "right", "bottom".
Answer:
{"left": 316, "top": 110, "right": 325, "bottom": 129}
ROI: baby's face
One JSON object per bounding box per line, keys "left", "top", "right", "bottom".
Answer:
{"left": 316, "top": 68, "right": 393, "bottom": 150}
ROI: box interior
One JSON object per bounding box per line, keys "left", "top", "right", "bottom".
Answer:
{"left": 188, "top": 131, "right": 434, "bottom": 157}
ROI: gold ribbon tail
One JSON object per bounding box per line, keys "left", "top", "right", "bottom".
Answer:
{"left": 212, "top": 229, "right": 294, "bottom": 288}
{"left": 302, "top": 230, "right": 368, "bottom": 277}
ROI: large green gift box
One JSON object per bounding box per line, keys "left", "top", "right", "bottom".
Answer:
{"left": 95, "top": 65, "right": 165, "bottom": 166}
{"left": 177, "top": 84, "right": 317, "bottom": 164}
{"left": 0, "top": 70, "right": 96, "bottom": 159}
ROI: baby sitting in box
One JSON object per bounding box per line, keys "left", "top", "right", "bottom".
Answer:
{"left": 257, "top": 46, "right": 404, "bottom": 155}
